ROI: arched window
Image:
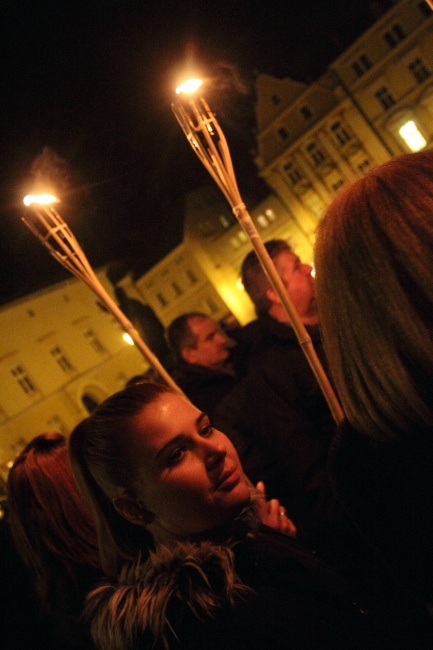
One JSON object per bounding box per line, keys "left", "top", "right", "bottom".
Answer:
{"left": 81, "top": 385, "right": 108, "bottom": 414}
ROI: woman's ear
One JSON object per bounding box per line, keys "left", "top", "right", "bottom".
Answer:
{"left": 112, "top": 497, "right": 155, "bottom": 526}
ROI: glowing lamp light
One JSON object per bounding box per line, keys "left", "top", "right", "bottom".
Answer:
{"left": 398, "top": 120, "right": 427, "bottom": 152}
{"left": 23, "top": 194, "right": 59, "bottom": 206}
{"left": 123, "top": 333, "right": 134, "bottom": 345}
{"left": 176, "top": 78, "right": 203, "bottom": 95}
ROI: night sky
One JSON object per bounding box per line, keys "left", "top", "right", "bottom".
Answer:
{"left": 1, "top": 0, "right": 392, "bottom": 306}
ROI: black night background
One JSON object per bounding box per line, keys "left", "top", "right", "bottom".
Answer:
{"left": 1, "top": 0, "right": 393, "bottom": 305}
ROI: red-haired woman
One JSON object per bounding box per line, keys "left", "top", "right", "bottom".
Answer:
{"left": 6, "top": 432, "right": 102, "bottom": 648}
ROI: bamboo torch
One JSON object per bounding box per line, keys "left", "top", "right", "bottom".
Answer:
{"left": 22, "top": 193, "right": 185, "bottom": 396}
{"left": 172, "top": 79, "right": 344, "bottom": 424}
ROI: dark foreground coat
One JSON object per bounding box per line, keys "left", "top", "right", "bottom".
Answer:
{"left": 214, "top": 315, "right": 339, "bottom": 545}
{"left": 331, "top": 421, "right": 433, "bottom": 615}
{"left": 82, "top": 523, "right": 425, "bottom": 650}
{"left": 171, "top": 361, "right": 240, "bottom": 419}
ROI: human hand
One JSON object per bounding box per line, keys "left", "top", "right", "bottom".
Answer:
{"left": 254, "top": 481, "right": 297, "bottom": 537}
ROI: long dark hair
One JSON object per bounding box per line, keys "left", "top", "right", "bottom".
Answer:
{"left": 7, "top": 432, "right": 101, "bottom": 614}
{"left": 69, "top": 381, "right": 174, "bottom": 576}
{"left": 315, "top": 150, "right": 433, "bottom": 440}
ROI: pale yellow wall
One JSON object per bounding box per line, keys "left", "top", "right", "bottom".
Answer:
{"left": 253, "top": 0, "right": 433, "bottom": 263}
{"left": 0, "top": 270, "right": 146, "bottom": 478}
{"left": 330, "top": 0, "right": 433, "bottom": 156}
{"left": 4, "top": 0, "right": 431, "bottom": 486}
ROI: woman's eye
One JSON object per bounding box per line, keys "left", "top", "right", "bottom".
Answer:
{"left": 166, "top": 448, "right": 185, "bottom": 467}
{"left": 200, "top": 424, "right": 213, "bottom": 437}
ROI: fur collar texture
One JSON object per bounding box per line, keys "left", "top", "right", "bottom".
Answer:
{"left": 84, "top": 539, "right": 250, "bottom": 650}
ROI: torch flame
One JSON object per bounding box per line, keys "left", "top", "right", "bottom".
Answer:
{"left": 176, "top": 78, "right": 203, "bottom": 95}
{"left": 23, "top": 194, "right": 59, "bottom": 206}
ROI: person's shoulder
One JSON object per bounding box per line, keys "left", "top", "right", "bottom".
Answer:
{"left": 230, "top": 319, "right": 264, "bottom": 346}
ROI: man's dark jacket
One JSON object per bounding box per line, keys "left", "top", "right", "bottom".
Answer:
{"left": 214, "top": 313, "right": 339, "bottom": 544}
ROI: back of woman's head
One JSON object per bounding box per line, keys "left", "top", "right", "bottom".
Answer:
{"left": 69, "top": 381, "right": 173, "bottom": 575}
{"left": 314, "top": 149, "right": 433, "bottom": 440}
{"left": 7, "top": 432, "right": 100, "bottom": 613}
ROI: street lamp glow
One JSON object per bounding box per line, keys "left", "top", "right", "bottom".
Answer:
{"left": 23, "top": 194, "right": 59, "bottom": 206}
{"left": 176, "top": 78, "right": 203, "bottom": 95}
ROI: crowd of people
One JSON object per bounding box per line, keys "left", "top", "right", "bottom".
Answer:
{"left": 3, "top": 149, "right": 433, "bottom": 648}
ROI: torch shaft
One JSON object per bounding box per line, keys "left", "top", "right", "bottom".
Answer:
{"left": 23, "top": 204, "right": 186, "bottom": 397}
{"left": 234, "top": 203, "right": 344, "bottom": 424}
{"left": 173, "top": 93, "right": 343, "bottom": 422}
{"left": 84, "top": 279, "right": 186, "bottom": 396}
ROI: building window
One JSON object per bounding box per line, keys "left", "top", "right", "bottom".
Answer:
{"left": 398, "top": 120, "right": 427, "bottom": 151}
{"left": 306, "top": 142, "right": 327, "bottom": 166}
{"left": 238, "top": 231, "right": 248, "bottom": 243}
{"left": 50, "top": 346, "right": 74, "bottom": 373}
{"left": 85, "top": 329, "right": 107, "bottom": 354}
{"left": 272, "top": 94, "right": 281, "bottom": 105}
{"left": 278, "top": 127, "right": 289, "bottom": 140}
{"left": 257, "top": 215, "right": 269, "bottom": 228}
{"left": 47, "top": 415, "right": 69, "bottom": 436}
{"left": 203, "top": 297, "right": 219, "bottom": 315}
{"left": 358, "top": 158, "right": 372, "bottom": 174}
{"left": 384, "top": 24, "right": 406, "bottom": 48}
{"left": 331, "top": 121, "right": 352, "bottom": 146}
{"left": 185, "top": 269, "right": 198, "bottom": 285}
{"left": 301, "top": 190, "right": 326, "bottom": 217}
{"left": 96, "top": 300, "right": 110, "bottom": 313}
{"left": 332, "top": 179, "right": 344, "bottom": 191}
{"left": 218, "top": 214, "right": 233, "bottom": 229}
{"left": 156, "top": 292, "right": 168, "bottom": 307}
{"left": 265, "top": 209, "right": 276, "bottom": 221}
{"left": 300, "top": 106, "right": 313, "bottom": 120}
{"left": 283, "top": 161, "right": 304, "bottom": 185}
{"left": 325, "top": 169, "right": 345, "bottom": 193}
{"left": 408, "top": 58, "right": 431, "bottom": 84}
{"left": 230, "top": 236, "right": 241, "bottom": 249}
{"left": 171, "top": 281, "right": 182, "bottom": 296}
{"left": 349, "top": 149, "right": 373, "bottom": 175}
{"left": 82, "top": 393, "right": 100, "bottom": 414}
{"left": 11, "top": 366, "right": 37, "bottom": 396}
{"left": 352, "top": 55, "right": 372, "bottom": 77}
{"left": 375, "top": 87, "right": 396, "bottom": 110}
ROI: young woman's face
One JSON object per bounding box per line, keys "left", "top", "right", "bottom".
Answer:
{"left": 130, "top": 393, "right": 251, "bottom": 539}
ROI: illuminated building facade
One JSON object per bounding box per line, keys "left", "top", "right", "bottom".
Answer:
{"left": 255, "top": 0, "right": 433, "bottom": 248}
{"left": 135, "top": 0, "right": 433, "bottom": 331}
{"left": 1, "top": 0, "right": 432, "bottom": 484}
{"left": 0, "top": 270, "right": 145, "bottom": 486}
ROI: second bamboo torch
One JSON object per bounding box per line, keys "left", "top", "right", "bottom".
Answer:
{"left": 172, "top": 78, "right": 343, "bottom": 424}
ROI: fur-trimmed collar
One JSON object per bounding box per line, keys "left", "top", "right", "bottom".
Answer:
{"left": 84, "top": 539, "right": 251, "bottom": 650}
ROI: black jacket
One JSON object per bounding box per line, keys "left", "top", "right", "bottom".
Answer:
{"left": 214, "top": 315, "right": 339, "bottom": 543}
{"left": 84, "top": 524, "right": 391, "bottom": 650}
{"left": 171, "top": 361, "right": 240, "bottom": 417}
{"left": 331, "top": 421, "right": 433, "bottom": 610}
